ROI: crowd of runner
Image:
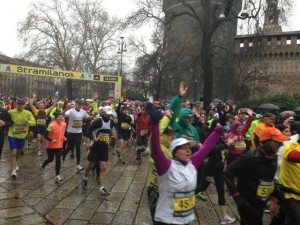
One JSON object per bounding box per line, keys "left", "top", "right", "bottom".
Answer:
{"left": 0, "top": 82, "right": 299, "bottom": 225}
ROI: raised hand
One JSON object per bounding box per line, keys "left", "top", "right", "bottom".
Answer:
{"left": 179, "top": 82, "right": 188, "bottom": 97}
{"left": 146, "top": 102, "right": 162, "bottom": 125}
{"left": 119, "top": 96, "right": 125, "bottom": 103}
{"left": 246, "top": 108, "right": 253, "bottom": 117}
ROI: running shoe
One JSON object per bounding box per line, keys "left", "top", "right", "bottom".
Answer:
{"left": 116, "top": 149, "right": 121, "bottom": 158}
{"left": 11, "top": 170, "right": 17, "bottom": 179}
{"left": 16, "top": 165, "right": 19, "bottom": 171}
{"left": 118, "top": 158, "right": 126, "bottom": 164}
{"left": 39, "top": 164, "right": 44, "bottom": 171}
{"left": 70, "top": 153, "right": 75, "bottom": 158}
{"left": 38, "top": 150, "right": 42, "bottom": 156}
{"left": 136, "top": 154, "right": 142, "bottom": 161}
{"left": 55, "top": 175, "right": 63, "bottom": 182}
{"left": 82, "top": 178, "right": 88, "bottom": 190}
{"left": 220, "top": 214, "right": 236, "bottom": 224}
{"left": 99, "top": 187, "right": 110, "bottom": 196}
{"left": 26, "top": 143, "right": 31, "bottom": 149}
{"left": 77, "top": 164, "right": 84, "bottom": 172}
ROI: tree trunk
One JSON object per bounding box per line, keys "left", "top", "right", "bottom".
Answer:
{"left": 201, "top": 35, "right": 213, "bottom": 109}
{"left": 155, "top": 71, "right": 163, "bottom": 100}
{"left": 66, "top": 79, "right": 73, "bottom": 99}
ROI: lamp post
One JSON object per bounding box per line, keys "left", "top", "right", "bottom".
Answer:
{"left": 117, "top": 36, "right": 127, "bottom": 77}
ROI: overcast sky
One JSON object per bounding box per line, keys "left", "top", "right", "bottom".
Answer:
{"left": 0, "top": 0, "right": 299, "bottom": 58}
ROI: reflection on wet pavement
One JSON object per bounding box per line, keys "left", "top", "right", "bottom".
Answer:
{"left": 0, "top": 143, "right": 271, "bottom": 225}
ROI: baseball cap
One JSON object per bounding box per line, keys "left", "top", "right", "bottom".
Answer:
{"left": 259, "top": 127, "right": 290, "bottom": 142}
{"left": 16, "top": 98, "right": 26, "bottom": 104}
{"left": 85, "top": 99, "right": 93, "bottom": 103}
{"left": 255, "top": 114, "right": 263, "bottom": 119}
{"left": 75, "top": 99, "right": 83, "bottom": 104}
{"left": 212, "top": 113, "right": 219, "bottom": 119}
{"left": 263, "top": 112, "right": 276, "bottom": 118}
{"left": 102, "top": 106, "right": 113, "bottom": 115}
{"left": 170, "top": 138, "right": 190, "bottom": 154}
{"left": 163, "top": 126, "right": 174, "bottom": 134}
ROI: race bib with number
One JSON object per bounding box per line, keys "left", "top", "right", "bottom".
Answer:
{"left": 140, "top": 129, "right": 148, "bottom": 136}
{"left": 149, "top": 169, "right": 158, "bottom": 189}
{"left": 234, "top": 141, "right": 247, "bottom": 150}
{"left": 36, "top": 119, "right": 46, "bottom": 126}
{"left": 121, "top": 123, "right": 130, "bottom": 130}
{"left": 96, "top": 133, "right": 110, "bottom": 144}
{"left": 256, "top": 180, "right": 274, "bottom": 200}
{"left": 12, "top": 125, "right": 27, "bottom": 135}
{"left": 72, "top": 120, "right": 83, "bottom": 128}
{"left": 173, "top": 191, "right": 195, "bottom": 217}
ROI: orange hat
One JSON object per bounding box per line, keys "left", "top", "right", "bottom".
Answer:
{"left": 259, "top": 127, "right": 289, "bottom": 142}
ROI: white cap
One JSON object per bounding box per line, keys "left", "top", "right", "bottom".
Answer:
{"left": 102, "top": 106, "right": 113, "bottom": 115}
{"left": 170, "top": 138, "right": 190, "bottom": 154}
{"left": 213, "top": 113, "right": 219, "bottom": 119}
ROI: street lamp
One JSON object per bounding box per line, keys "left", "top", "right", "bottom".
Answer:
{"left": 117, "top": 36, "right": 127, "bottom": 77}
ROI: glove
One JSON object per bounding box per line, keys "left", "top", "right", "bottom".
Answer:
{"left": 145, "top": 102, "right": 162, "bottom": 125}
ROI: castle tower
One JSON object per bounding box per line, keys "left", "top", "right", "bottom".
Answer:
{"left": 263, "top": 0, "right": 282, "bottom": 34}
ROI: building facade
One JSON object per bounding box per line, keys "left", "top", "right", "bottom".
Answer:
{"left": 234, "top": 0, "right": 300, "bottom": 99}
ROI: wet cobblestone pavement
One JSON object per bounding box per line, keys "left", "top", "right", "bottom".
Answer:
{"left": 0, "top": 141, "right": 271, "bottom": 225}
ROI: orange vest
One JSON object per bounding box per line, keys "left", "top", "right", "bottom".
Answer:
{"left": 46, "top": 121, "right": 66, "bottom": 149}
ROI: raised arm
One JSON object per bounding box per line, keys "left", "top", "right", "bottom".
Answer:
{"left": 151, "top": 124, "right": 171, "bottom": 175}
{"left": 241, "top": 108, "right": 254, "bottom": 135}
{"left": 191, "top": 125, "right": 223, "bottom": 169}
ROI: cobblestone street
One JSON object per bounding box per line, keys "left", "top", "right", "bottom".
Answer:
{"left": 0, "top": 142, "right": 271, "bottom": 225}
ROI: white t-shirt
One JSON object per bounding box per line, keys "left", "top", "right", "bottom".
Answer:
{"left": 155, "top": 160, "right": 197, "bottom": 224}
{"left": 65, "top": 108, "right": 89, "bottom": 133}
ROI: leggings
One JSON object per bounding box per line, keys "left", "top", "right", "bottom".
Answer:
{"left": 147, "top": 185, "right": 159, "bottom": 224}
{"left": 62, "top": 133, "right": 82, "bottom": 165}
{"left": 238, "top": 203, "right": 263, "bottom": 225}
{"left": 0, "top": 133, "right": 5, "bottom": 158}
{"left": 199, "top": 162, "right": 226, "bottom": 205}
{"left": 282, "top": 198, "right": 300, "bottom": 225}
{"left": 42, "top": 149, "right": 62, "bottom": 175}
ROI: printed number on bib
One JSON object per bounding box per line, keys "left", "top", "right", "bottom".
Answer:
{"left": 36, "top": 119, "right": 46, "bottom": 126}
{"left": 96, "top": 133, "right": 110, "bottom": 144}
{"left": 173, "top": 191, "right": 195, "bottom": 217}
{"left": 234, "top": 141, "right": 246, "bottom": 150}
{"left": 256, "top": 181, "right": 274, "bottom": 199}
{"left": 121, "top": 123, "right": 130, "bottom": 130}
{"left": 12, "top": 125, "right": 27, "bottom": 135}
{"left": 140, "top": 129, "right": 148, "bottom": 136}
{"left": 149, "top": 169, "right": 158, "bottom": 188}
{"left": 72, "top": 120, "right": 83, "bottom": 128}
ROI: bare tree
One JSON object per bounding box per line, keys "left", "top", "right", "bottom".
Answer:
{"left": 18, "top": 0, "right": 120, "bottom": 98}
{"left": 125, "top": 0, "right": 293, "bottom": 107}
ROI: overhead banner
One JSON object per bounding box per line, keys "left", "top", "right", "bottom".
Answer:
{"left": 0, "top": 63, "right": 122, "bottom": 98}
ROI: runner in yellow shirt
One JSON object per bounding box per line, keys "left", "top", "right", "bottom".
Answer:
{"left": 29, "top": 97, "right": 56, "bottom": 156}
{"left": 278, "top": 122, "right": 300, "bottom": 225}
{"left": 8, "top": 99, "right": 36, "bottom": 179}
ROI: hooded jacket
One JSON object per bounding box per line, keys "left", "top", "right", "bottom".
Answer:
{"left": 169, "top": 95, "right": 199, "bottom": 143}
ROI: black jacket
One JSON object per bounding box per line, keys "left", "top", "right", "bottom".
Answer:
{"left": 0, "top": 108, "right": 13, "bottom": 134}
{"left": 224, "top": 152, "right": 277, "bottom": 210}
